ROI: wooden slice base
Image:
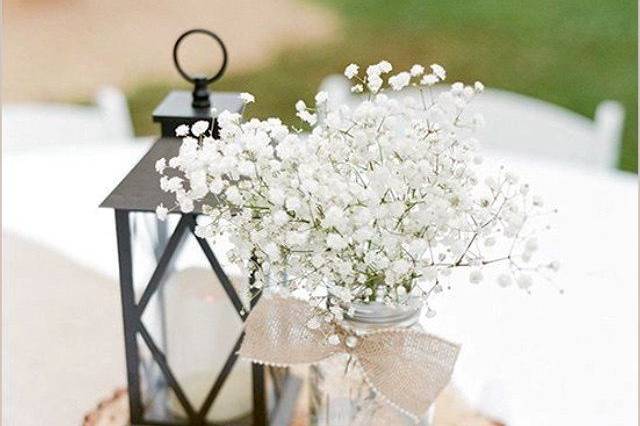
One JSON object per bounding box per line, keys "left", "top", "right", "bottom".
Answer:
{"left": 83, "top": 383, "right": 503, "bottom": 426}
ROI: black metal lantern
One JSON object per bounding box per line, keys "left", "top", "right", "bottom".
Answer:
{"left": 101, "top": 29, "right": 300, "bottom": 426}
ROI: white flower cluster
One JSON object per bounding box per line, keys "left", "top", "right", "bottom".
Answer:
{"left": 157, "top": 63, "right": 556, "bottom": 318}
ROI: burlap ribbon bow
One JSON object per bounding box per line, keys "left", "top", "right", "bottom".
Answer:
{"left": 238, "top": 296, "right": 460, "bottom": 421}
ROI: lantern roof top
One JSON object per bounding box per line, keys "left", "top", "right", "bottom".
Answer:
{"left": 100, "top": 137, "right": 191, "bottom": 213}
{"left": 152, "top": 90, "right": 243, "bottom": 123}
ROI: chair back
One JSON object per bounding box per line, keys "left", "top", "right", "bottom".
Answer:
{"left": 2, "top": 86, "right": 134, "bottom": 152}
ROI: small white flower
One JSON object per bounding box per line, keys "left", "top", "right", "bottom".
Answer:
{"left": 329, "top": 305, "right": 344, "bottom": 320}
{"left": 311, "top": 285, "right": 328, "bottom": 298}
{"left": 285, "top": 196, "right": 301, "bottom": 211}
{"left": 209, "top": 178, "right": 224, "bottom": 195}
{"left": 164, "top": 176, "right": 183, "bottom": 192}
{"left": 315, "top": 91, "right": 328, "bottom": 104}
{"left": 295, "top": 100, "right": 307, "bottom": 112}
{"left": 196, "top": 215, "right": 213, "bottom": 227}
{"left": 287, "top": 231, "right": 307, "bottom": 245}
{"left": 155, "top": 204, "right": 169, "bottom": 221}
{"left": 272, "top": 210, "right": 289, "bottom": 226}
{"left": 263, "top": 242, "right": 280, "bottom": 259}
{"left": 297, "top": 110, "right": 317, "bottom": 125}
{"left": 366, "top": 64, "right": 381, "bottom": 77}
{"left": 410, "top": 64, "right": 425, "bottom": 76}
{"left": 191, "top": 120, "right": 209, "bottom": 137}
{"left": 388, "top": 72, "right": 411, "bottom": 91}
{"left": 177, "top": 194, "right": 194, "bottom": 213}
{"left": 420, "top": 74, "right": 438, "bottom": 86}
{"left": 378, "top": 60, "right": 393, "bottom": 73}
{"left": 392, "top": 259, "right": 411, "bottom": 275}
{"left": 310, "top": 254, "right": 324, "bottom": 269}
{"left": 239, "top": 92, "right": 255, "bottom": 104}
{"left": 168, "top": 157, "right": 181, "bottom": 168}
{"left": 155, "top": 158, "right": 167, "bottom": 174}
{"left": 322, "top": 205, "right": 346, "bottom": 229}
{"left": 451, "top": 82, "right": 464, "bottom": 93}
{"left": 225, "top": 186, "right": 243, "bottom": 205}
{"left": 327, "top": 334, "right": 341, "bottom": 346}
{"left": 430, "top": 64, "right": 446, "bottom": 80}
{"left": 268, "top": 188, "right": 286, "bottom": 205}
{"left": 350, "top": 84, "right": 364, "bottom": 93}
{"left": 238, "top": 160, "right": 255, "bottom": 177}
{"left": 474, "top": 81, "right": 485, "bottom": 92}
{"left": 175, "top": 124, "right": 190, "bottom": 137}
{"left": 344, "top": 63, "right": 359, "bottom": 79}
{"left": 194, "top": 224, "right": 210, "bottom": 239}
{"left": 326, "top": 233, "right": 348, "bottom": 251}
{"left": 367, "top": 74, "right": 383, "bottom": 93}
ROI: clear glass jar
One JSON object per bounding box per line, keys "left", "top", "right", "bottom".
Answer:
{"left": 309, "top": 301, "right": 435, "bottom": 426}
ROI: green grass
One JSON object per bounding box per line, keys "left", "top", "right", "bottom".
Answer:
{"left": 128, "top": 0, "right": 637, "bottom": 171}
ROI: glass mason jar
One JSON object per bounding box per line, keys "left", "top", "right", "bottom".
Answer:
{"left": 309, "top": 301, "right": 435, "bottom": 426}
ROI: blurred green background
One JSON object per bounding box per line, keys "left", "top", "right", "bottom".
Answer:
{"left": 128, "top": 0, "right": 638, "bottom": 171}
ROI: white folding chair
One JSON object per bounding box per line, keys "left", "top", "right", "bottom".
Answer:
{"left": 319, "top": 75, "right": 625, "bottom": 170}
{"left": 2, "top": 85, "right": 134, "bottom": 152}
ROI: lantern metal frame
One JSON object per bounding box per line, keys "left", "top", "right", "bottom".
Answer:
{"left": 101, "top": 28, "right": 301, "bottom": 425}
{"left": 103, "top": 140, "right": 301, "bottom": 425}
{"left": 115, "top": 210, "right": 290, "bottom": 425}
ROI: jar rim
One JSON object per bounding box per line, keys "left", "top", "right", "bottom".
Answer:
{"left": 345, "top": 299, "right": 422, "bottom": 329}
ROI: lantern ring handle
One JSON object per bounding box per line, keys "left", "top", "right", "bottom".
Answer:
{"left": 172, "top": 28, "right": 228, "bottom": 84}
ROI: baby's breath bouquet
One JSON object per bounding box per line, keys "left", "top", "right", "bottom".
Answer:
{"left": 157, "top": 61, "right": 557, "bottom": 425}
{"left": 157, "top": 61, "right": 556, "bottom": 319}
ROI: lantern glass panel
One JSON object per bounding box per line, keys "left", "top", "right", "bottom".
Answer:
{"left": 138, "top": 351, "right": 189, "bottom": 423}
{"left": 131, "top": 211, "right": 253, "bottom": 424}
{"left": 130, "top": 212, "right": 167, "bottom": 304}
{"left": 163, "top": 235, "right": 252, "bottom": 423}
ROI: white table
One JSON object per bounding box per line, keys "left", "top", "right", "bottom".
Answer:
{"left": 2, "top": 140, "right": 153, "bottom": 426}
{"left": 3, "top": 140, "right": 637, "bottom": 425}
{"left": 2, "top": 140, "right": 153, "bottom": 280}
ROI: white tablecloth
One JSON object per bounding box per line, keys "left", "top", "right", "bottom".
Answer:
{"left": 3, "top": 140, "right": 153, "bottom": 280}
{"left": 3, "top": 140, "right": 637, "bottom": 425}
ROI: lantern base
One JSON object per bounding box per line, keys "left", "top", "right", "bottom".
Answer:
{"left": 130, "top": 371, "right": 302, "bottom": 426}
